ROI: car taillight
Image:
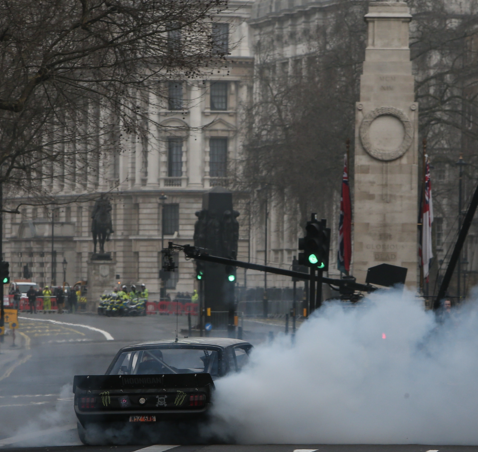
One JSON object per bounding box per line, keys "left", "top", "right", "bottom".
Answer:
{"left": 189, "top": 394, "right": 206, "bottom": 407}
{"left": 79, "top": 397, "right": 97, "bottom": 409}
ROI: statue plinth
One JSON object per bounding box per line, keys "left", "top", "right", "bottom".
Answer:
{"left": 91, "top": 252, "right": 112, "bottom": 261}
{"left": 87, "top": 258, "right": 117, "bottom": 311}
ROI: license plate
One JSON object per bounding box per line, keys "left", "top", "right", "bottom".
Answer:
{"left": 129, "top": 415, "right": 156, "bottom": 423}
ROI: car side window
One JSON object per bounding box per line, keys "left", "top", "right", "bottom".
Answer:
{"left": 234, "top": 347, "right": 249, "bottom": 371}
{"left": 226, "top": 348, "right": 236, "bottom": 373}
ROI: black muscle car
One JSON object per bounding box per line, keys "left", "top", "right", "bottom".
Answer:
{"left": 73, "top": 337, "right": 253, "bottom": 445}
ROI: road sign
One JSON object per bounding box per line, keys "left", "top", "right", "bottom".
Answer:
{"left": 205, "top": 323, "right": 212, "bottom": 331}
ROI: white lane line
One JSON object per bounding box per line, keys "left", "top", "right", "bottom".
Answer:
{"left": 0, "top": 354, "right": 32, "bottom": 382}
{"left": 0, "top": 423, "right": 76, "bottom": 446}
{"left": 294, "top": 450, "right": 318, "bottom": 452}
{"left": 19, "top": 316, "right": 114, "bottom": 341}
{"left": 426, "top": 450, "right": 439, "bottom": 452}
{"left": 136, "top": 446, "right": 179, "bottom": 452}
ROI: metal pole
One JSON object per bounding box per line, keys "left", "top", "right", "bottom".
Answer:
{"left": 434, "top": 177, "right": 478, "bottom": 309}
{"left": 199, "top": 278, "right": 204, "bottom": 337}
{"left": 51, "top": 209, "right": 55, "bottom": 286}
{"left": 316, "top": 270, "right": 323, "bottom": 310}
{"left": 263, "top": 191, "right": 268, "bottom": 318}
{"left": 292, "top": 279, "right": 296, "bottom": 334}
{"left": 309, "top": 267, "right": 316, "bottom": 314}
{"left": 457, "top": 156, "right": 464, "bottom": 303}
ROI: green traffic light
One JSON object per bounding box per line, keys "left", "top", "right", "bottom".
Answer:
{"left": 2, "top": 277, "right": 8, "bottom": 284}
{"left": 317, "top": 262, "right": 325, "bottom": 269}
{"left": 197, "top": 271, "right": 203, "bottom": 281}
{"left": 228, "top": 274, "right": 236, "bottom": 282}
{"left": 308, "top": 254, "right": 319, "bottom": 265}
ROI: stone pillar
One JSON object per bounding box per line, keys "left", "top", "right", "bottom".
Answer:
{"left": 353, "top": 2, "right": 419, "bottom": 288}
{"left": 87, "top": 258, "right": 117, "bottom": 311}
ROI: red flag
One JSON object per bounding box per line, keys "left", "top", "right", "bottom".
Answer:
{"left": 338, "top": 155, "right": 352, "bottom": 273}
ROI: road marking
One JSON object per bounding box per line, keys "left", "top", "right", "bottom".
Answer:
{"left": 294, "top": 450, "right": 318, "bottom": 452}
{"left": 426, "top": 450, "right": 439, "bottom": 452}
{"left": 136, "top": 446, "right": 179, "bottom": 452}
{"left": 0, "top": 423, "right": 76, "bottom": 447}
{"left": 19, "top": 316, "right": 114, "bottom": 341}
{"left": 17, "top": 331, "right": 31, "bottom": 349}
{"left": 0, "top": 354, "right": 32, "bottom": 382}
{"left": 0, "top": 394, "right": 57, "bottom": 398}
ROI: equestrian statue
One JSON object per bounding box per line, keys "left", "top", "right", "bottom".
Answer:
{"left": 91, "top": 195, "right": 114, "bottom": 257}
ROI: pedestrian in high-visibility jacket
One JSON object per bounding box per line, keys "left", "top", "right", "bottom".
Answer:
{"left": 43, "top": 286, "right": 52, "bottom": 313}
{"left": 191, "top": 290, "right": 199, "bottom": 303}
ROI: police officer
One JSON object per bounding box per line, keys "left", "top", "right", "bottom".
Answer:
{"left": 118, "top": 285, "right": 129, "bottom": 301}
{"left": 140, "top": 284, "right": 149, "bottom": 300}
{"left": 130, "top": 285, "right": 139, "bottom": 300}
{"left": 43, "top": 286, "right": 52, "bottom": 313}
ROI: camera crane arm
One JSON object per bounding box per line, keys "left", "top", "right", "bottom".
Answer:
{"left": 163, "top": 242, "right": 377, "bottom": 294}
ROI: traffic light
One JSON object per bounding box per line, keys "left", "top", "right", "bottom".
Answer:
{"left": 196, "top": 261, "right": 205, "bottom": 281}
{"left": 297, "top": 219, "right": 330, "bottom": 271}
{"left": 0, "top": 262, "right": 9, "bottom": 284}
{"left": 226, "top": 265, "right": 236, "bottom": 282}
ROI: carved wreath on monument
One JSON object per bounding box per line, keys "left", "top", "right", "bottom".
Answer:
{"left": 359, "top": 106, "right": 414, "bottom": 162}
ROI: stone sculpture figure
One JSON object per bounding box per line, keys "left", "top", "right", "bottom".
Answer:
{"left": 91, "top": 195, "right": 114, "bottom": 256}
{"left": 193, "top": 210, "right": 209, "bottom": 248}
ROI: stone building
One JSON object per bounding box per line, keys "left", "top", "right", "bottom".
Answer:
{"left": 3, "top": 1, "right": 255, "bottom": 301}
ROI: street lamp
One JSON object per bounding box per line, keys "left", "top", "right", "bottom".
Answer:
{"left": 62, "top": 257, "right": 67, "bottom": 285}
{"left": 257, "top": 184, "right": 269, "bottom": 318}
{"left": 51, "top": 207, "right": 58, "bottom": 286}
{"left": 159, "top": 194, "right": 168, "bottom": 299}
{"left": 456, "top": 154, "right": 468, "bottom": 303}
{"left": 159, "top": 194, "right": 168, "bottom": 251}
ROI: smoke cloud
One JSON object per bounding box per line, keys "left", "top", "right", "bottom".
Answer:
{"left": 210, "top": 288, "right": 478, "bottom": 445}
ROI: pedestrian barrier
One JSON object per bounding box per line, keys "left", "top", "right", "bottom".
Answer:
{"left": 146, "top": 300, "right": 198, "bottom": 316}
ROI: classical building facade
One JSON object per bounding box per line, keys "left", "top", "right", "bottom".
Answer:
{"left": 3, "top": 1, "right": 255, "bottom": 301}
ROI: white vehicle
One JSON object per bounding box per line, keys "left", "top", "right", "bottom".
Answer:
{"left": 8, "top": 280, "right": 40, "bottom": 298}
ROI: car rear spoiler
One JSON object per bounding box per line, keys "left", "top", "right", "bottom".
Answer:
{"left": 73, "top": 373, "right": 214, "bottom": 393}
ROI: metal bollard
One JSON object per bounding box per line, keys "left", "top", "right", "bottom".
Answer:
{"left": 285, "top": 314, "right": 289, "bottom": 335}
{"left": 187, "top": 312, "right": 192, "bottom": 337}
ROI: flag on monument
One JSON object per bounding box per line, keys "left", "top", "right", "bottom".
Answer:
{"left": 338, "top": 155, "right": 352, "bottom": 274}
{"left": 421, "top": 154, "right": 434, "bottom": 280}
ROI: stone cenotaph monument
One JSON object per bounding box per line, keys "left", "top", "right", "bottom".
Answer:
{"left": 353, "top": 2, "right": 419, "bottom": 287}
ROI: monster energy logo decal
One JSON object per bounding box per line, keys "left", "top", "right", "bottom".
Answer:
{"left": 174, "top": 391, "right": 187, "bottom": 406}
{"left": 100, "top": 391, "right": 111, "bottom": 407}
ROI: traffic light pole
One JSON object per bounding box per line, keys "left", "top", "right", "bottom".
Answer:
{"left": 309, "top": 267, "right": 315, "bottom": 313}
{"left": 316, "top": 270, "right": 323, "bottom": 312}
{"left": 164, "top": 243, "right": 377, "bottom": 295}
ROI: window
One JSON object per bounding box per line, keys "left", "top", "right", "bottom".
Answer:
{"left": 212, "top": 23, "right": 229, "bottom": 54}
{"left": 168, "top": 138, "right": 182, "bottom": 177}
{"left": 210, "top": 138, "right": 228, "bottom": 177}
{"left": 168, "top": 82, "right": 183, "bottom": 110}
{"left": 163, "top": 204, "right": 179, "bottom": 235}
{"left": 210, "top": 82, "right": 227, "bottom": 111}
{"left": 234, "top": 347, "right": 250, "bottom": 371}
{"left": 435, "top": 217, "right": 444, "bottom": 249}
{"left": 168, "top": 24, "right": 181, "bottom": 52}
{"left": 65, "top": 207, "right": 71, "bottom": 222}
